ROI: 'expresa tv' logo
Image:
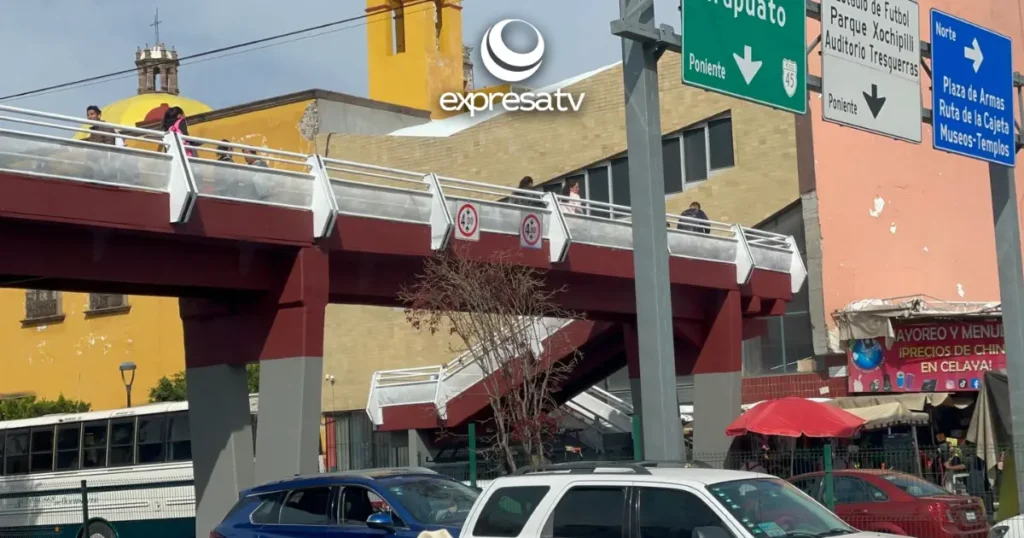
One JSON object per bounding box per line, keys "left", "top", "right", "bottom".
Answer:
{"left": 440, "top": 19, "right": 584, "bottom": 117}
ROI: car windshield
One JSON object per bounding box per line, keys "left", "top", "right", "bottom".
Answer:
{"left": 881, "top": 473, "right": 948, "bottom": 497}
{"left": 385, "top": 477, "right": 480, "bottom": 525}
{"left": 707, "top": 478, "right": 855, "bottom": 538}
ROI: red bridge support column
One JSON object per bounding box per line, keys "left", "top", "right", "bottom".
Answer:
{"left": 691, "top": 290, "right": 743, "bottom": 462}
{"left": 181, "top": 247, "right": 328, "bottom": 537}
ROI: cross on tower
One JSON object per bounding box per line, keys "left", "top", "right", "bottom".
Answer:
{"left": 150, "top": 8, "right": 162, "bottom": 45}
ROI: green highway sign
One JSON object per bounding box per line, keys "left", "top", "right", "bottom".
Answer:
{"left": 682, "top": 0, "right": 807, "bottom": 114}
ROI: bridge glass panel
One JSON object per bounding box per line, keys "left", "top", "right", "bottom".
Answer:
{"left": 0, "top": 132, "right": 172, "bottom": 190}
{"left": 190, "top": 159, "right": 314, "bottom": 208}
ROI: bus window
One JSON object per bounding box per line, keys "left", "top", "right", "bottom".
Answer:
{"left": 109, "top": 418, "right": 135, "bottom": 467}
{"left": 167, "top": 412, "right": 191, "bottom": 462}
{"left": 30, "top": 426, "right": 55, "bottom": 473}
{"left": 5, "top": 429, "right": 29, "bottom": 475}
{"left": 251, "top": 414, "right": 258, "bottom": 450}
{"left": 137, "top": 414, "right": 167, "bottom": 464}
{"left": 55, "top": 423, "right": 81, "bottom": 471}
{"left": 82, "top": 421, "right": 108, "bottom": 468}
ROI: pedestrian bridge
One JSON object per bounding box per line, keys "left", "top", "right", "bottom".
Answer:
{"left": 0, "top": 104, "right": 804, "bottom": 303}
{"left": 0, "top": 104, "right": 806, "bottom": 535}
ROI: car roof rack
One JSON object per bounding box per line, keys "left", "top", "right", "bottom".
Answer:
{"left": 512, "top": 461, "right": 653, "bottom": 476}
{"left": 635, "top": 460, "right": 714, "bottom": 469}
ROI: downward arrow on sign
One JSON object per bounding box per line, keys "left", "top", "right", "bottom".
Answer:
{"left": 733, "top": 46, "right": 762, "bottom": 85}
{"left": 862, "top": 84, "right": 886, "bottom": 118}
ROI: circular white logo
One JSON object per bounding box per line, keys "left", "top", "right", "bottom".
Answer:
{"left": 480, "top": 19, "right": 545, "bottom": 83}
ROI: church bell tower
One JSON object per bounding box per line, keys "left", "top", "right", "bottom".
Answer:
{"left": 136, "top": 44, "right": 180, "bottom": 95}
{"left": 135, "top": 9, "right": 180, "bottom": 95}
{"left": 365, "top": 0, "right": 466, "bottom": 117}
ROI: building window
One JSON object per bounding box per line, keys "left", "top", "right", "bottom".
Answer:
{"left": 545, "top": 113, "right": 735, "bottom": 210}
{"left": 391, "top": 0, "right": 407, "bottom": 54}
{"left": 24, "top": 290, "right": 62, "bottom": 322}
{"left": 742, "top": 272, "right": 814, "bottom": 377}
{"left": 708, "top": 117, "right": 735, "bottom": 169}
{"left": 326, "top": 411, "right": 409, "bottom": 472}
{"left": 87, "top": 293, "right": 129, "bottom": 314}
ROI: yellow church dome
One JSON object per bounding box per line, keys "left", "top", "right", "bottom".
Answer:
{"left": 100, "top": 92, "right": 211, "bottom": 129}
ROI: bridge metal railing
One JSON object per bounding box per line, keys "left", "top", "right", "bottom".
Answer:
{"left": 0, "top": 104, "right": 805, "bottom": 294}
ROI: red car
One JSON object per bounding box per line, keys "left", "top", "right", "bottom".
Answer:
{"left": 789, "top": 469, "right": 989, "bottom": 538}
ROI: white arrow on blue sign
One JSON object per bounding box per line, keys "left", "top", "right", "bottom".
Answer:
{"left": 930, "top": 9, "right": 1016, "bottom": 167}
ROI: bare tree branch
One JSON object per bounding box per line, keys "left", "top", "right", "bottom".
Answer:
{"left": 400, "top": 247, "right": 584, "bottom": 473}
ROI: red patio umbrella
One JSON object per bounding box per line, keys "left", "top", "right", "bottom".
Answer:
{"left": 725, "top": 397, "right": 866, "bottom": 438}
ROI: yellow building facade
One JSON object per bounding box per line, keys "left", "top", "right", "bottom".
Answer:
{"left": 0, "top": 293, "right": 184, "bottom": 410}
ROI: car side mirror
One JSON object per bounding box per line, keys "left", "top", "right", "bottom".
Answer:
{"left": 692, "top": 526, "right": 732, "bottom": 538}
{"left": 367, "top": 512, "right": 395, "bottom": 533}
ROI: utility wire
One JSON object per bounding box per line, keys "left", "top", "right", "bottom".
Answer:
{"left": 0, "top": 0, "right": 438, "bottom": 102}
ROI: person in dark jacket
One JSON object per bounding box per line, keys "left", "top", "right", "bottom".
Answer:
{"left": 84, "top": 105, "right": 117, "bottom": 145}
{"left": 162, "top": 106, "right": 198, "bottom": 157}
{"left": 678, "top": 201, "right": 711, "bottom": 234}
{"left": 515, "top": 176, "right": 544, "bottom": 208}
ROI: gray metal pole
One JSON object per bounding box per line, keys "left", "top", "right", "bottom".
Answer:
{"left": 988, "top": 162, "right": 1024, "bottom": 515}
{"left": 615, "top": 0, "right": 684, "bottom": 461}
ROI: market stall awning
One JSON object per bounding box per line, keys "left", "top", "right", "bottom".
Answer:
{"left": 838, "top": 401, "right": 929, "bottom": 430}
{"left": 725, "top": 397, "right": 867, "bottom": 438}
{"left": 828, "top": 392, "right": 973, "bottom": 411}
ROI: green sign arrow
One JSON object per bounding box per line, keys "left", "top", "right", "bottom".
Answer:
{"left": 682, "top": 0, "right": 807, "bottom": 114}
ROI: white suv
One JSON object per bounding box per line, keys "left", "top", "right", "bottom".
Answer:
{"left": 457, "top": 462, "right": 901, "bottom": 538}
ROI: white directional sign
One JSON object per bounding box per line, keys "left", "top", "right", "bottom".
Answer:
{"left": 821, "top": 0, "right": 922, "bottom": 143}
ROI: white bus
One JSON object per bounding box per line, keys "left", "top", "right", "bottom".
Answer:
{"left": 0, "top": 396, "right": 258, "bottom": 538}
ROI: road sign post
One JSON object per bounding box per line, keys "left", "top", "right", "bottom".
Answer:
{"left": 612, "top": 0, "right": 686, "bottom": 462}
{"left": 930, "top": 9, "right": 1015, "bottom": 167}
{"left": 989, "top": 161, "right": 1024, "bottom": 516}
{"left": 682, "top": 0, "right": 807, "bottom": 113}
{"left": 820, "top": 0, "right": 922, "bottom": 142}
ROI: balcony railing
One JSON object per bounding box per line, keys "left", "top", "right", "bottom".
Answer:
{"left": 0, "top": 104, "right": 806, "bottom": 294}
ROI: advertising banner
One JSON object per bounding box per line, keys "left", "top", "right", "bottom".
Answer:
{"left": 847, "top": 320, "right": 1005, "bottom": 393}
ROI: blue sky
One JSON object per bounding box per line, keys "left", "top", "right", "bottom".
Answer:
{"left": 1, "top": 0, "right": 682, "bottom": 117}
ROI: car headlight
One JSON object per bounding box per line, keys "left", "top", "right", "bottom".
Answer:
{"left": 990, "top": 526, "right": 1009, "bottom": 538}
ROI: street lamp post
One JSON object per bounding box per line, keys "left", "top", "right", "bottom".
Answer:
{"left": 119, "top": 362, "right": 137, "bottom": 408}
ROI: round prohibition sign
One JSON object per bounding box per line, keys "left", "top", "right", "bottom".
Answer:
{"left": 456, "top": 203, "right": 479, "bottom": 238}
{"left": 520, "top": 213, "right": 542, "bottom": 247}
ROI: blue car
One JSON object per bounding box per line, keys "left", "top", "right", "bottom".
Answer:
{"left": 214, "top": 467, "right": 480, "bottom": 538}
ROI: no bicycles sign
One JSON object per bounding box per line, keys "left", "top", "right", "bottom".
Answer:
{"left": 520, "top": 212, "right": 542, "bottom": 250}
{"left": 455, "top": 202, "right": 480, "bottom": 241}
